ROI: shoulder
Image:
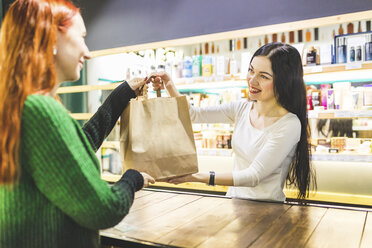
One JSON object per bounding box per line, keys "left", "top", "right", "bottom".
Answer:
{"left": 270, "top": 113, "right": 301, "bottom": 142}
{"left": 229, "top": 99, "right": 252, "bottom": 113}
{"left": 23, "top": 94, "right": 71, "bottom": 125}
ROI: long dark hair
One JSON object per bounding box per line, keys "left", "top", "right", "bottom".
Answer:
{"left": 251, "top": 42, "right": 316, "bottom": 200}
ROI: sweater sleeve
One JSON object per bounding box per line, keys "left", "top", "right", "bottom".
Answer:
{"left": 82, "top": 81, "right": 136, "bottom": 152}
{"left": 21, "top": 95, "right": 143, "bottom": 230}
{"left": 189, "top": 100, "right": 247, "bottom": 124}
{"left": 233, "top": 116, "right": 301, "bottom": 187}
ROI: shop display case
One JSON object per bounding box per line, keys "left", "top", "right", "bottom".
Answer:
{"left": 57, "top": 10, "right": 372, "bottom": 206}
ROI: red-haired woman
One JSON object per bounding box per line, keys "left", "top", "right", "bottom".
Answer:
{"left": 0, "top": 0, "right": 154, "bottom": 247}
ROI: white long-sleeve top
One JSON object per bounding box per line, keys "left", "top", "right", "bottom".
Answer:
{"left": 190, "top": 100, "right": 301, "bottom": 202}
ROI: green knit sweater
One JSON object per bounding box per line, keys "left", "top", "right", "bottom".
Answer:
{"left": 0, "top": 83, "right": 143, "bottom": 247}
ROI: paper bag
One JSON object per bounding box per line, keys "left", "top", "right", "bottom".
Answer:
{"left": 120, "top": 94, "right": 199, "bottom": 180}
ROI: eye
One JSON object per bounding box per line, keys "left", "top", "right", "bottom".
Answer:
{"left": 248, "top": 68, "right": 254, "bottom": 73}
{"left": 261, "top": 74, "right": 269, "bottom": 80}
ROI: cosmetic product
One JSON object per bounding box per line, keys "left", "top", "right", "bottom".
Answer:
{"left": 289, "top": 31, "right": 295, "bottom": 43}
{"left": 243, "top": 37, "right": 248, "bottom": 49}
{"left": 264, "top": 35, "right": 268, "bottom": 44}
{"left": 332, "top": 30, "right": 336, "bottom": 39}
{"left": 356, "top": 45, "right": 362, "bottom": 61}
{"left": 336, "top": 37, "right": 347, "bottom": 64}
{"left": 305, "top": 29, "right": 311, "bottom": 42}
{"left": 321, "top": 84, "right": 331, "bottom": 109}
{"left": 364, "top": 84, "right": 372, "bottom": 106}
{"left": 358, "top": 21, "right": 362, "bottom": 33}
{"left": 205, "top": 42, "right": 209, "bottom": 54}
{"left": 365, "top": 34, "right": 372, "bottom": 61}
{"left": 311, "top": 90, "right": 321, "bottom": 108}
{"left": 202, "top": 56, "right": 213, "bottom": 77}
{"left": 182, "top": 56, "right": 193, "bottom": 78}
{"left": 314, "top": 28, "right": 319, "bottom": 41}
{"left": 237, "top": 38, "right": 242, "bottom": 50}
{"left": 211, "top": 43, "right": 215, "bottom": 54}
{"left": 199, "top": 44, "right": 203, "bottom": 55}
{"left": 347, "top": 22, "right": 354, "bottom": 34}
{"left": 259, "top": 39, "right": 262, "bottom": 47}
{"left": 281, "top": 33, "right": 286, "bottom": 43}
{"left": 350, "top": 46, "right": 355, "bottom": 62}
{"left": 306, "top": 46, "right": 317, "bottom": 65}
{"left": 327, "top": 89, "right": 335, "bottom": 110}
{"left": 298, "top": 30, "right": 303, "bottom": 43}
{"left": 367, "top": 21, "right": 371, "bottom": 32}
{"left": 338, "top": 24, "right": 344, "bottom": 35}
{"left": 272, "top": 33, "right": 278, "bottom": 42}
{"left": 229, "top": 40, "right": 233, "bottom": 52}
{"left": 216, "top": 56, "right": 226, "bottom": 76}
{"left": 192, "top": 55, "right": 202, "bottom": 77}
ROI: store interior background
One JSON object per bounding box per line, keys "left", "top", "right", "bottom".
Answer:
{"left": 1, "top": 0, "right": 372, "bottom": 205}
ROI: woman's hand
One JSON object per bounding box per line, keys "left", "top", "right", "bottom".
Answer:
{"left": 128, "top": 77, "right": 148, "bottom": 91}
{"left": 149, "top": 72, "right": 181, "bottom": 97}
{"left": 140, "top": 172, "right": 155, "bottom": 188}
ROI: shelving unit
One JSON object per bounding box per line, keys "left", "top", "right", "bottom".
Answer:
{"left": 57, "top": 9, "right": 372, "bottom": 206}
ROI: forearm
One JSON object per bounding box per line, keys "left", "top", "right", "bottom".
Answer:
{"left": 83, "top": 82, "right": 136, "bottom": 151}
{"left": 166, "top": 82, "right": 182, "bottom": 97}
{"left": 188, "top": 172, "right": 234, "bottom": 186}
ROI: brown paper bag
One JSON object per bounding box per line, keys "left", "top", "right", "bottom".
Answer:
{"left": 120, "top": 93, "right": 198, "bottom": 180}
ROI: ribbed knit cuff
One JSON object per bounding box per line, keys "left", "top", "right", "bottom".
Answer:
{"left": 120, "top": 169, "right": 144, "bottom": 192}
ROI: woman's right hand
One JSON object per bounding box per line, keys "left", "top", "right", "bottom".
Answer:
{"left": 140, "top": 172, "right": 155, "bottom": 188}
{"left": 149, "top": 72, "right": 181, "bottom": 97}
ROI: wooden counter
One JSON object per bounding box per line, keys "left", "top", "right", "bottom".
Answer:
{"left": 100, "top": 189, "right": 372, "bottom": 248}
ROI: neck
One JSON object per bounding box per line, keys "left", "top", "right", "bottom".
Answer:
{"left": 253, "top": 99, "right": 287, "bottom": 117}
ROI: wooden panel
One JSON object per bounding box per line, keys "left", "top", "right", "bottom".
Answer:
{"left": 134, "top": 189, "right": 154, "bottom": 199}
{"left": 123, "top": 196, "right": 228, "bottom": 241}
{"left": 197, "top": 202, "right": 292, "bottom": 248}
{"left": 305, "top": 208, "right": 366, "bottom": 248}
{"left": 360, "top": 211, "right": 372, "bottom": 248}
{"left": 248, "top": 205, "right": 326, "bottom": 248}
{"left": 157, "top": 198, "right": 290, "bottom": 247}
{"left": 115, "top": 194, "right": 202, "bottom": 232}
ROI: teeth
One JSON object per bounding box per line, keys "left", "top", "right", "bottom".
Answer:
{"left": 250, "top": 87, "right": 261, "bottom": 93}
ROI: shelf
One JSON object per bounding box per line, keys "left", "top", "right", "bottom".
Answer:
{"left": 353, "top": 126, "right": 372, "bottom": 131}
{"left": 70, "top": 113, "right": 93, "bottom": 120}
{"left": 311, "top": 153, "right": 372, "bottom": 162}
{"left": 57, "top": 82, "right": 121, "bottom": 94}
{"left": 102, "top": 141, "right": 120, "bottom": 149}
{"left": 308, "top": 110, "right": 372, "bottom": 119}
{"left": 303, "top": 61, "right": 372, "bottom": 75}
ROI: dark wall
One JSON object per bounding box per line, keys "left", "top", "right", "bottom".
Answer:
{"left": 2, "top": 0, "right": 372, "bottom": 51}
{"left": 81, "top": 0, "right": 372, "bottom": 51}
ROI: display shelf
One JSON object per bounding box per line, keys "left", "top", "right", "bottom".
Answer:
{"left": 308, "top": 110, "right": 372, "bottom": 119}
{"left": 353, "top": 126, "right": 372, "bottom": 131}
{"left": 56, "top": 61, "right": 372, "bottom": 95}
{"left": 69, "top": 113, "right": 93, "bottom": 120}
{"left": 311, "top": 153, "right": 372, "bottom": 162}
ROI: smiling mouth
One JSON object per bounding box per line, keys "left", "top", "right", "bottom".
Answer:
{"left": 249, "top": 87, "right": 261, "bottom": 94}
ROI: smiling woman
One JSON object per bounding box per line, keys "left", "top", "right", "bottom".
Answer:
{"left": 151, "top": 42, "right": 315, "bottom": 202}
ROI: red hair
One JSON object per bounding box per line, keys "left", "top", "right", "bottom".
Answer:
{"left": 0, "top": 0, "right": 79, "bottom": 184}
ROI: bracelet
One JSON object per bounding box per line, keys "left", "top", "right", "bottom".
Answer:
{"left": 208, "top": 171, "right": 215, "bottom": 186}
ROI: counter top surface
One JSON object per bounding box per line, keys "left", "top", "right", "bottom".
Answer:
{"left": 100, "top": 189, "right": 372, "bottom": 248}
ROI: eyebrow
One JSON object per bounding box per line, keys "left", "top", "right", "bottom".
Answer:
{"left": 250, "top": 65, "right": 273, "bottom": 77}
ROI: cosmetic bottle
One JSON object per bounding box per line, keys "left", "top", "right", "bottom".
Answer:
{"left": 358, "top": 21, "right": 362, "bottom": 33}
{"left": 272, "top": 33, "right": 277, "bottom": 42}
{"left": 356, "top": 46, "right": 362, "bottom": 61}
{"left": 237, "top": 38, "right": 242, "bottom": 50}
{"left": 347, "top": 23, "right": 354, "bottom": 34}
{"left": 365, "top": 34, "right": 372, "bottom": 61}
{"left": 336, "top": 37, "right": 347, "bottom": 64}
{"left": 305, "top": 29, "right": 311, "bottom": 42}
{"left": 338, "top": 24, "right": 344, "bottom": 35}
{"left": 281, "top": 33, "right": 286, "bottom": 43}
{"left": 264, "top": 35, "right": 268, "bottom": 45}
{"left": 297, "top": 30, "right": 303, "bottom": 43}
{"left": 314, "top": 28, "right": 319, "bottom": 41}
{"left": 350, "top": 46, "right": 355, "bottom": 62}
{"left": 289, "top": 31, "right": 295, "bottom": 43}
{"left": 306, "top": 47, "right": 317, "bottom": 65}
{"left": 367, "top": 21, "right": 371, "bottom": 32}
{"left": 243, "top": 38, "right": 248, "bottom": 49}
